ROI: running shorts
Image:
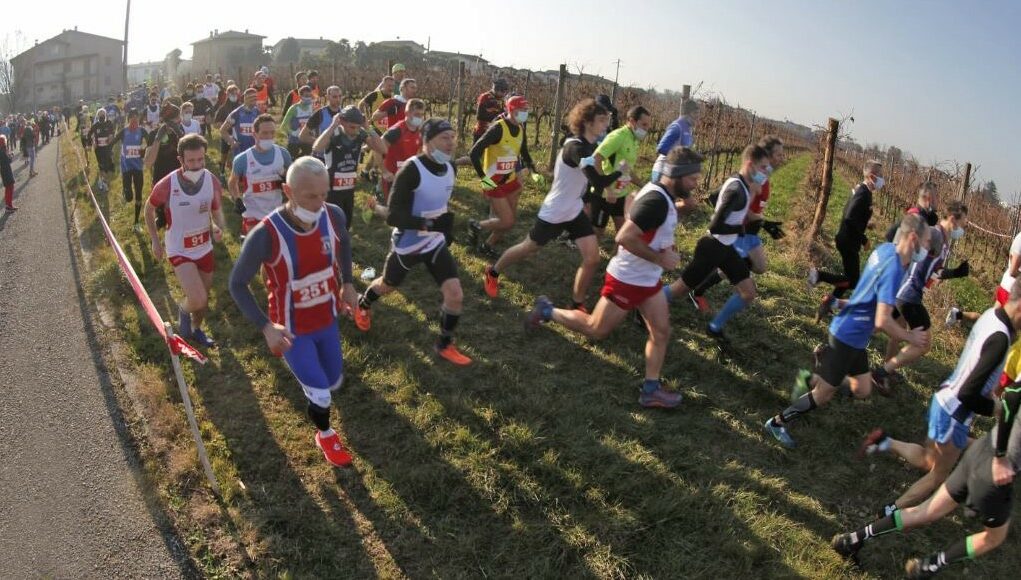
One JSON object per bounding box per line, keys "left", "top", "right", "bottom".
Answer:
{"left": 529, "top": 211, "right": 594, "bottom": 246}
{"left": 168, "top": 251, "right": 214, "bottom": 273}
{"left": 382, "top": 243, "right": 459, "bottom": 287}
{"left": 944, "top": 432, "right": 1013, "bottom": 528}
{"left": 600, "top": 273, "right": 662, "bottom": 311}
{"left": 816, "top": 333, "right": 869, "bottom": 388}
{"left": 681, "top": 236, "right": 751, "bottom": 289}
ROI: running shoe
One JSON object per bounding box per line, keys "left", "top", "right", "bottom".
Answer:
{"left": 814, "top": 294, "right": 835, "bottom": 323}
{"left": 871, "top": 367, "right": 893, "bottom": 397}
{"left": 945, "top": 307, "right": 961, "bottom": 328}
{"left": 904, "top": 556, "right": 939, "bottom": 579}
{"left": 525, "top": 295, "right": 553, "bottom": 330}
{"left": 856, "top": 428, "right": 889, "bottom": 459}
{"left": 688, "top": 292, "right": 712, "bottom": 313}
{"left": 315, "top": 431, "right": 353, "bottom": 467}
{"left": 353, "top": 303, "right": 372, "bottom": 332}
{"left": 830, "top": 533, "right": 863, "bottom": 559}
{"left": 479, "top": 243, "right": 499, "bottom": 260}
{"left": 467, "top": 219, "right": 482, "bottom": 248}
{"left": 133, "top": 223, "right": 143, "bottom": 234}
{"left": 807, "top": 266, "right": 819, "bottom": 290}
{"left": 705, "top": 322, "right": 729, "bottom": 344}
{"left": 638, "top": 386, "right": 683, "bottom": 409}
{"left": 191, "top": 328, "right": 217, "bottom": 349}
{"left": 483, "top": 265, "right": 499, "bottom": 298}
{"left": 764, "top": 417, "right": 796, "bottom": 449}
{"left": 4, "top": 205, "right": 16, "bottom": 212}
{"left": 435, "top": 342, "right": 472, "bottom": 366}
{"left": 791, "top": 368, "right": 812, "bottom": 402}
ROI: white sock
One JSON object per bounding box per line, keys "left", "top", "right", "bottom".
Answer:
{"left": 319, "top": 428, "right": 336, "bottom": 438}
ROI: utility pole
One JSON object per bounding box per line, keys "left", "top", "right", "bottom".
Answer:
{"left": 610, "top": 58, "right": 621, "bottom": 102}
{"left": 122, "top": 0, "right": 131, "bottom": 93}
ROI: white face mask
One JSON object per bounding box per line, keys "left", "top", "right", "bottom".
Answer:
{"left": 182, "top": 169, "right": 203, "bottom": 182}
{"left": 407, "top": 116, "right": 424, "bottom": 129}
{"left": 292, "top": 203, "right": 324, "bottom": 223}
{"left": 181, "top": 113, "right": 192, "bottom": 123}
{"left": 258, "top": 139, "right": 274, "bottom": 150}
{"left": 632, "top": 127, "right": 647, "bottom": 140}
{"left": 514, "top": 111, "right": 529, "bottom": 124}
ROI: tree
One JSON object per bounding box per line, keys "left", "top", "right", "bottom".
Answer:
{"left": 353, "top": 41, "right": 369, "bottom": 67}
{"left": 0, "top": 32, "right": 26, "bottom": 114}
{"left": 275, "top": 37, "right": 300, "bottom": 65}
{"left": 324, "top": 40, "right": 349, "bottom": 64}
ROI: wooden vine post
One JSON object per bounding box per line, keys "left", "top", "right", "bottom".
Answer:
{"left": 808, "top": 117, "right": 840, "bottom": 242}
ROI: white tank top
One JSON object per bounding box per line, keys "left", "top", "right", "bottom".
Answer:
{"left": 391, "top": 156, "right": 453, "bottom": 255}
{"left": 242, "top": 146, "right": 285, "bottom": 220}
{"left": 182, "top": 119, "right": 201, "bottom": 135}
{"left": 165, "top": 170, "right": 215, "bottom": 259}
{"left": 606, "top": 183, "right": 676, "bottom": 287}
{"left": 712, "top": 176, "right": 751, "bottom": 246}
{"left": 538, "top": 138, "right": 589, "bottom": 224}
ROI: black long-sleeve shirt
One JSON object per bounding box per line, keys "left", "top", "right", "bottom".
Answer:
{"left": 468, "top": 118, "right": 534, "bottom": 178}
{"left": 838, "top": 182, "right": 872, "bottom": 247}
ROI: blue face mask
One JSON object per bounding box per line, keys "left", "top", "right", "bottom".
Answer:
{"left": 751, "top": 170, "right": 768, "bottom": 185}
{"left": 950, "top": 227, "right": 965, "bottom": 240}
{"left": 431, "top": 148, "right": 451, "bottom": 165}
{"left": 301, "top": 97, "right": 312, "bottom": 106}
{"left": 912, "top": 245, "right": 928, "bottom": 263}
{"left": 515, "top": 111, "right": 529, "bottom": 124}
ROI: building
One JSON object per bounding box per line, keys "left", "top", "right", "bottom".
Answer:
{"left": 371, "top": 40, "right": 427, "bottom": 55}
{"left": 10, "top": 28, "right": 124, "bottom": 111}
{"left": 127, "top": 61, "right": 163, "bottom": 85}
{"left": 270, "top": 37, "right": 333, "bottom": 64}
{"left": 425, "top": 50, "right": 490, "bottom": 75}
{"left": 191, "top": 30, "right": 266, "bottom": 78}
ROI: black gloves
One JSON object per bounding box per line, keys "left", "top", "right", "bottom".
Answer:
{"left": 762, "top": 220, "right": 786, "bottom": 240}
{"left": 234, "top": 197, "right": 246, "bottom": 215}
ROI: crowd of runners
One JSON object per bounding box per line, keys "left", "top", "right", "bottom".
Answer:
{"left": 18, "top": 60, "right": 1017, "bottom": 578}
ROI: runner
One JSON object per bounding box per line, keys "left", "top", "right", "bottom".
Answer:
{"left": 949, "top": 227, "right": 1021, "bottom": 327}
{"left": 1, "top": 131, "right": 15, "bottom": 211}
{"left": 144, "top": 134, "right": 227, "bottom": 348}
{"left": 871, "top": 202, "right": 971, "bottom": 395}
{"left": 311, "top": 105, "right": 386, "bottom": 227}
{"left": 180, "top": 101, "right": 201, "bottom": 135}
{"left": 143, "top": 104, "right": 185, "bottom": 187}
{"left": 251, "top": 70, "right": 274, "bottom": 113}
{"left": 110, "top": 109, "right": 149, "bottom": 231}
{"left": 368, "top": 98, "right": 427, "bottom": 218}
{"left": 229, "top": 156, "right": 357, "bottom": 467}
{"left": 353, "top": 119, "right": 472, "bottom": 366}
{"left": 688, "top": 136, "right": 786, "bottom": 312}
{"left": 86, "top": 108, "right": 115, "bottom": 192}
{"left": 594, "top": 94, "right": 620, "bottom": 133}
{"left": 764, "top": 214, "right": 931, "bottom": 449}
{"left": 201, "top": 73, "right": 221, "bottom": 106}
{"left": 391, "top": 63, "right": 407, "bottom": 83}
{"left": 858, "top": 280, "right": 1018, "bottom": 517}
{"left": 191, "top": 91, "right": 215, "bottom": 138}
{"left": 482, "top": 99, "right": 619, "bottom": 308}
{"left": 299, "top": 85, "right": 343, "bottom": 153}
{"left": 358, "top": 76, "right": 395, "bottom": 127}
{"left": 467, "top": 95, "right": 536, "bottom": 257}
{"left": 228, "top": 114, "right": 293, "bottom": 236}
{"left": 832, "top": 369, "right": 1021, "bottom": 578}
{"left": 473, "top": 78, "right": 508, "bottom": 141}
{"left": 219, "top": 88, "right": 261, "bottom": 162}
{"left": 76, "top": 105, "right": 91, "bottom": 169}
{"left": 212, "top": 84, "right": 241, "bottom": 177}
{"left": 524, "top": 147, "right": 704, "bottom": 408}
{"left": 885, "top": 182, "right": 940, "bottom": 241}
{"left": 279, "top": 85, "right": 315, "bottom": 159}
{"left": 590, "top": 105, "right": 652, "bottom": 239}
{"left": 651, "top": 99, "right": 700, "bottom": 181}
{"left": 661, "top": 144, "right": 771, "bottom": 341}
{"left": 143, "top": 93, "right": 161, "bottom": 132}
{"left": 370, "top": 78, "right": 417, "bottom": 135}
{"left": 808, "top": 161, "right": 885, "bottom": 316}
{"left": 282, "top": 71, "right": 310, "bottom": 116}
{"left": 305, "top": 70, "right": 320, "bottom": 104}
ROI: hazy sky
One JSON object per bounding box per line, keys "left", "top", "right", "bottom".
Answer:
{"left": 5, "top": 0, "right": 1019, "bottom": 199}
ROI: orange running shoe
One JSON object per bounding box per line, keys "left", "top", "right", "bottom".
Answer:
{"left": 315, "top": 431, "right": 353, "bottom": 467}
{"left": 484, "top": 265, "right": 500, "bottom": 298}
{"left": 354, "top": 305, "right": 371, "bottom": 332}
{"left": 435, "top": 342, "right": 472, "bottom": 366}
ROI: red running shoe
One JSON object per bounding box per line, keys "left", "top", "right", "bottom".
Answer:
{"left": 315, "top": 431, "right": 353, "bottom": 467}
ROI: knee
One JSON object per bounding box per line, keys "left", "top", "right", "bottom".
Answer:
{"left": 650, "top": 322, "right": 671, "bottom": 343}
{"left": 738, "top": 285, "right": 757, "bottom": 302}
{"left": 191, "top": 290, "right": 209, "bottom": 310}
{"left": 443, "top": 285, "right": 464, "bottom": 309}
{"left": 498, "top": 215, "right": 515, "bottom": 230}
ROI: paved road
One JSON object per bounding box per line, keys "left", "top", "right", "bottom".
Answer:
{"left": 0, "top": 142, "right": 188, "bottom": 578}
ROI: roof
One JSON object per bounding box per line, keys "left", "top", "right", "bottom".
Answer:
{"left": 271, "top": 38, "right": 333, "bottom": 50}
{"left": 192, "top": 30, "right": 266, "bottom": 45}
{"left": 372, "top": 40, "right": 426, "bottom": 51}
{"left": 12, "top": 29, "right": 122, "bottom": 65}
{"left": 427, "top": 50, "right": 489, "bottom": 64}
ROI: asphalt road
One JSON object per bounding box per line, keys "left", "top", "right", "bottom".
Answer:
{"left": 0, "top": 140, "right": 188, "bottom": 578}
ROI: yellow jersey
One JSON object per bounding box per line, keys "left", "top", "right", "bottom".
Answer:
{"left": 481, "top": 117, "right": 522, "bottom": 184}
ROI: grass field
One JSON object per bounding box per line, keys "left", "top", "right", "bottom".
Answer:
{"left": 59, "top": 124, "right": 1018, "bottom": 579}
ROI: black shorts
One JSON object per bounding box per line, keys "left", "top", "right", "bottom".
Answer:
{"left": 680, "top": 236, "right": 751, "bottom": 289}
{"left": 590, "top": 195, "right": 626, "bottom": 228}
{"left": 582, "top": 188, "right": 600, "bottom": 206}
{"left": 944, "top": 434, "right": 1014, "bottom": 528}
{"left": 893, "top": 301, "right": 931, "bottom": 331}
{"left": 326, "top": 189, "right": 354, "bottom": 230}
{"left": 95, "top": 146, "right": 114, "bottom": 172}
{"left": 529, "top": 211, "right": 594, "bottom": 246}
{"left": 816, "top": 334, "right": 870, "bottom": 387}
{"left": 382, "top": 243, "right": 459, "bottom": 287}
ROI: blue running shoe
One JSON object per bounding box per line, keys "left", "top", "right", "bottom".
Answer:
{"left": 764, "top": 417, "right": 796, "bottom": 449}
{"left": 178, "top": 308, "right": 193, "bottom": 338}
{"left": 638, "top": 386, "right": 683, "bottom": 409}
{"left": 191, "top": 328, "right": 217, "bottom": 349}
{"left": 524, "top": 295, "right": 553, "bottom": 330}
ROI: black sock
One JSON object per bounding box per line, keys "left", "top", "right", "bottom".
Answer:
{"left": 359, "top": 288, "right": 380, "bottom": 309}
{"left": 779, "top": 392, "right": 817, "bottom": 424}
{"left": 849, "top": 511, "right": 902, "bottom": 545}
{"left": 134, "top": 200, "right": 142, "bottom": 223}
{"left": 307, "top": 402, "right": 331, "bottom": 431}
{"left": 694, "top": 270, "right": 723, "bottom": 297}
{"left": 489, "top": 267, "right": 499, "bottom": 277}
{"left": 437, "top": 308, "right": 460, "bottom": 348}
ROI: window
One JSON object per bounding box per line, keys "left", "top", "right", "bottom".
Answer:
{"left": 104, "top": 56, "right": 112, "bottom": 66}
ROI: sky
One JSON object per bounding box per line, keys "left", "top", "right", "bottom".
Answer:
{"left": 4, "top": 0, "right": 1019, "bottom": 200}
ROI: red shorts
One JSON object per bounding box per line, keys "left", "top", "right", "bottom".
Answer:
{"left": 600, "top": 273, "right": 662, "bottom": 311}
{"left": 485, "top": 177, "right": 522, "bottom": 199}
{"left": 996, "top": 285, "right": 1010, "bottom": 307}
{"left": 241, "top": 217, "right": 260, "bottom": 234}
{"left": 169, "top": 251, "right": 214, "bottom": 273}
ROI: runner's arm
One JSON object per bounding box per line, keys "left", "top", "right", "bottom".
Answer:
{"left": 365, "top": 129, "right": 387, "bottom": 157}
{"left": 616, "top": 193, "right": 669, "bottom": 264}
{"left": 219, "top": 115, "right": 236, "bottom": 148}
{"left": 995, "top": 382, "right": 1021, "bottom": 456}
{"left": 327, "top": 206, "right": 354, "bottom": 284}
{"left": 142, "top": 126, "right": 161, "bottom": 168}
{"left": 957, "top": 332, "right": 1008, "bottom": 416}
{"left": 707, "top": 182, "right": 746, "bottom": 236}
{"left": 562, "top": 140, "right": 619, "bottom": 188}
{"left": 228, "top": 225, "right": 273, "bottom": 329}
{"left": 469, "top": 124, "right": 502, "bottom": 177}
{"left": 111, "top": 129, "right": 124, "bottom": 145}
{"left": 657, "top": 123, "right": 680, "bottom": 156}
{"left": 385, "top": 162, "right": 426, "bottom": 230}
{"left": 519, "top": 125, "right": 534, "bottom": 172}
{"left": 227, "top": 154, "right": 244, "bottom": 200}
{"left": 278, "top": 105, "right": 296, "bottom": 139}
{"left": 299, "top": 110, "right": 320, "bottom": 145}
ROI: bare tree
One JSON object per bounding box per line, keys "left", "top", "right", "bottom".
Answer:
{"left": 0, "top": 32, "right": 27, "bottom": 114}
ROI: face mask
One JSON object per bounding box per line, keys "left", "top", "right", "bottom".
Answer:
{"left": 514, "top": 111, "right": 529, "bottom": 124}
{"left": 873, "top": 176, "right": 885, "bottom": 191}
{"left": 182, "top": 169, "right": 203, "bottom": 182}
{"left": 258, "top": 139, "right": 274, "bottom": 150}
{"left": 229, "top": 95, "right": 238, "bottom": 102}
{"left": 751, "top": 170, "right": 768, "bottom": 185}
{"left": 633, "top": 127, "right": 647, "bottom": 140}
{"left": 765, "top": 164, "right": 774, "bottom": 175}
{"left": 292, "top": 203, "right": 324, "bottom": 223}
{"left": 430, "top": 148, "right": 452, "bottom": 165}
{"left": 301, "top": 97, "right": 312, "bottom": 106}
{"left": 912, "top": 244, "right": 928, "bottom": 263}
{"left": 395, "top": 94, "right": 407, "bottom": 103}
{"left": 407, "top": 116, "right": 423, "bottom": 129}
{"left": 951, "top": 227, "right": 965, "bottom": 240}
{"left": 182, "top": 113, "right": 192, "bottom": 123}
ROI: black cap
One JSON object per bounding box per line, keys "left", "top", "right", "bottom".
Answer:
{"left": 422, "top": 118, "right": 454, "bottom": 141}
{"left": 595, "top": 94, "right": 616, "bottom": 113}
{"left": 493, "top": 78, "right": 509, "bottom": 92}
{"left": 337, "top": 105, "right": 365, "bottom": 124}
